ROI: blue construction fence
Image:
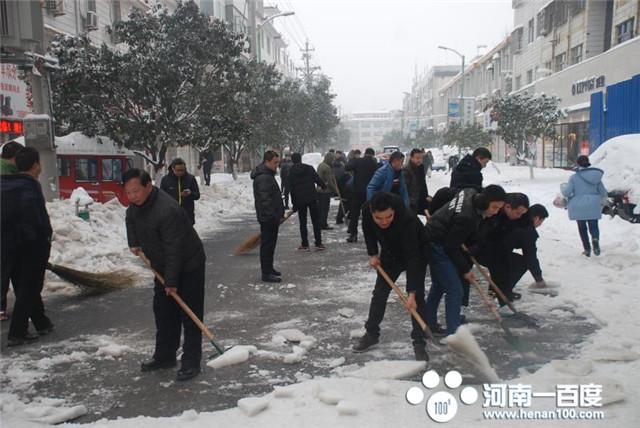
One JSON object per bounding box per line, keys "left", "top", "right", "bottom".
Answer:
{"left": 589, "top": 74, "right": 640, "bottom": 153}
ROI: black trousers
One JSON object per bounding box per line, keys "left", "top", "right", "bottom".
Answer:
{"left": 317, "top": 193, "right": 331, "bottom": 228}
{"left": 348, "top": 193, "right": 366, "bottom": 236}
{"left": 153, "top": 263, "right": 205, "bottom": 368}
{"left": 260, "top": 219, "right": 280, "bottom": 274}
{"left": 364, "top": 258, "right": 428, "bottom": 345}
{"left": 480, "top": 251, "right": 528, "bottom": 305}
{"left": 336, "top": 197, "right": 346, "bottom": 223}
{"left": 203, "top": 167, "right": 212, "bottom": 186}
{"left": 282, "top": 186, "right": 290, "bottom": 208}
{"left": 1, "top": 247, "right": 16, "bottom": 313}
{"left": 8, "top": 242, "right": 52, "bottom": 337}
{"left": 297, "top": 201, "right": 322, "bottom": 246}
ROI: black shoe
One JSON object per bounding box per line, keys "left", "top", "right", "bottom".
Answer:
{"left": 593, "top": 239, "right": 601, "bottom": 256}
{"left": 262, "top": 274, "right": 282, "bottom": 283}
{"left": 7, "top": 333, "right": 39, "bottom": 347}
{"left": 459, "top": 314, "right": 468, "bottom": 325}
{"left": 297, "top": 245, "right": 310, "bottom": 251}
{"left": 346, "top": 235, "right": 357, "bottom": 243}
{"left": 352, "top": 333, "right": 379, "bottom": 353}
{"left": 271, "top": 269, "right": 282, "bottom": 276}
{"left": 413, "top": 343, "right": 430, "bottom": 362}
{"left": 321, "top": 226, "right": 333, "bottom": 230}
{"left": 176, "top": 366, "right": 201, "bottom": 381}
{"left": 582, "top": 249, "right": 591, "bottom": 257}
{"left": 432, "top": 324, "right": 448, "bottom": 337}
{"left": 511, "top": 292, "right": 522, "bottom": 301}
{"left": 140, "top": 358, "right": 177, "bottom": 372}
{"left": 315, "top": 244, "right": 326, "bottom": 251}
{"left": 37, "top": 324, "right": 55, "bottom": 336}
{"left": 336, "top": 220, "right": 344, "bottom": 225}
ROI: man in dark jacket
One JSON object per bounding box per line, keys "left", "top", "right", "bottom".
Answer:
{"left": 424, "top": 185, "right": 506, "bottom": 336}
{"left": 125, "top": 168, "right": 206, "bottom": 381}
{"left": 345, "top": 148, "right": 379, "bottom": 242}
{"left": 332, "top": 153, "right": 347, "bottom": 225}
{"left": 288, "top": 152, "right": 326, "bottom": 250}
{"left": 279, "top": 155, "right": 293, "bottom": 210}
{"left": 160, "top": 158, "right": 200, "bottom": 225}
{"left": 1, "top": 141, "right": 22, "bottom": 321}
{"left": 198, "top": 148, "right": 214, "bottom": 186}
{"left": 403, "top": 148, "right": 430, "bottom": 214}
{"left": 353, "top": 192, "right": 430, "bottom": 361}
{"left": 1, "top": 147, "right": 54, "bottom": 346}
{"left": 473, "top": 193, "right": 529, "bottom": 306}
{"left": 450, "top": 147, "right": 491, "bottom": 190}
{"left": 251, "top": 150, "right": 285, "bottom": 283}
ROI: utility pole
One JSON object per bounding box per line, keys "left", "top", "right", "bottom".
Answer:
{"left": 297, "top": 40, "right": 320, "bottom": 87}
{"left": 248, "top": 0, "right": 257, "bottom": 60}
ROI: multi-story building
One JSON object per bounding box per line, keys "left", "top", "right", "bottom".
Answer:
{"left": 510, "top": 0, "right": 640, "bottom": 167}
{"left": 342, "top": 111, "right": 403, "bottom": 152}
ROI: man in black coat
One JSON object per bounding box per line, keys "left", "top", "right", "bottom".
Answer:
{"left": 251, "top": 150, "right": 285, "bottom": 283}
{"left": 353, "top": 192, "right": 430, "bottom": 361}
{"left": 198, "top": 149, "right": 214, "bottom": 186}
{"left": 160, "top": 158, "right": 200, "bottom": 225}
{"left": 124, "top": 169, "right": 206, "bottom": 381}
{"left": 345, "top": 147, "right": 379, "bottom": 242}
{"left": 1, "top": 147, "right": 54, "bottom": 346}
{"left": 288, "top": 152, "right": 326, "bottom": 250}
{"left": 450, "top": 147, "right": 491, "bottom": 190}
{"left": 279, "top": 155, "right": 293, "bottom": 210}
{"left": 403, "top": 148, "right": 430, "bottom": 214}
{"left": 472, "top": 193, "right": 529, "bottom": 306}
{"left": 424, "top": 185, "right": 506, "bottom": 336}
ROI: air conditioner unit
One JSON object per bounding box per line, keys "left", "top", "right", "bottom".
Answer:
{"left": 46, "top": 0, "right": 65, "bottom": 16}
{"left": 85, "top": 11, "right": 98, "bottom": 31}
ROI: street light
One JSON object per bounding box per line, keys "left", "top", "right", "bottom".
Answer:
{"left": 438, "top": 45, "right": 465, "bottom": 123}
{"left": 256, "top": 11, "right": 295, "bottom": 62}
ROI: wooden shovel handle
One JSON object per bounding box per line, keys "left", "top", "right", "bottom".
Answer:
{"left": 375, "top": 265, "right": 433, "bottom": 339}
{"left": 138, "top": 253, "right": 215, "bottom": 342}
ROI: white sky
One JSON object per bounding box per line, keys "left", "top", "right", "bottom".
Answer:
{"left": 271, "top": 0, "right": 514, "bottom": 114}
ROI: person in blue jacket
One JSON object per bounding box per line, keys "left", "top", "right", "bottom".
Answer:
{"left": 366, "top": 151, "right": 410, "bottom": 209}
{"left": 561, "top": 155, "right": 608, "bottom": 257}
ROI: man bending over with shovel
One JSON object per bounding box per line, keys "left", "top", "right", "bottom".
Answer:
{"left": 124, "top": 169, "right": 206, "bottom": 382}
{"left": 353, "top": 192, "right": 431, "bottom": 361}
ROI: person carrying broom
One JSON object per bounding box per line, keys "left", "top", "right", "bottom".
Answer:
{"left": 123, "top": 169, "right": 206, "bottom": 382}
{"left": 352, "top": 192, "right": 431, "bottom": 361}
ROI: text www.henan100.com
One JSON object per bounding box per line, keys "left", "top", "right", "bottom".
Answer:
{"left": 483, "top": 408, "right": 605, "bottom": 420}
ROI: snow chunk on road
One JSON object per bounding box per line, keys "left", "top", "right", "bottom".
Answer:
{"left": 318, "top": 391, "right": 341, "bottom": 405}
{"left": 336, "top": 400, "right": 359, "bottom": 416}
{"left": 207, "top": 345, "right": 257, "bottom": 369}
{"left": 551, "top": 359, "right": 593, "bottom": 376}
{"left": 328, "top": 357, "right": 346, "bottom": 368}
{"left": 338, "top": 308, "right": 355, "bottom": 318}
{"left": 590, "top": 346, "right": 640, "bottom": 362}
{"left": 237, "top": 397, "right": 269, "bottom": 417}
{"left": 446, "top": 325, "right": 500, "bottom": 383}
{"left": 277, "top": 329, "right": 308, "bottom": 342}
{"left": 96, "top": 343, "right": 133, "bottom": 358}
{"left": 343, "top": 360, "right": 427, "bottom": 380}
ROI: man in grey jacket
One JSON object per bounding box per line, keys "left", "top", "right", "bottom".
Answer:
{"left": 124, "top": 169, "right": 206, "bottom": 382}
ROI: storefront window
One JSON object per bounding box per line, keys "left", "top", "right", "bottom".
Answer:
{"left": 551, "top": 121, "right": 589, "bottom": 168}
{"left": 102, "top": 158, "right": 122, "bottom": 181}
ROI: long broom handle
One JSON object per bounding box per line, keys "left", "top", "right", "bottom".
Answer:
{"left": 331, "top": 175, "right": 348, "bottom": 216}
{"left": 461, "top": 244, "right": 519, "bottom": 314}
{"left": 374, "top": 265, "right": 434, "bottom": 341}
{"left": 138, "top": 253, "right": 225, "bottom": 355}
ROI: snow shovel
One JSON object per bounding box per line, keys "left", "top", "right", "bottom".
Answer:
{"left": 138, "top": 253, "right": 227, "bottom": 357}
{"left": 374, "top": 265, "right": 438, "bottom": 346}
{"left": 468, "top": 276, "right": 529, "bottom": 352}
{"left": 462, "top": 245, "right": 539, "bottom": 328}
{"left": 234, "top": 210, "right": 295, "bottom": 255}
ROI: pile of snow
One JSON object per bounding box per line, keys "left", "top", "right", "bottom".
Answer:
{"left": 590, "top": 133, "right": 640, "bottom": 204}
{"left": 42, "top": 173, "right": 254, "bottom": 295}
{"left": 301, "top": 152, "right": 323, "bottom": 169}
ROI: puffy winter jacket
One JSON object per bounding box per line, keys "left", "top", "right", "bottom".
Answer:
{"left": 367, "top": 161, "right": 410, "bottom": 208}
{"left": 251, "top": 163, "right": 285, "bottom": 223}
{"left": 424, "top": 187, "right": 483, "bottom": 274}
{"left": 362, "top": 194, "right": 429, "bottom": 293}
{"left": 561, "top": 167, "right": 607, "bottom": 221}
{"left": 125, "top": 187, "right": 205, "bottom": 288}
{"left": 403, "top": 162, "right": 428, "bottom": 213}
{"left": 450, "top": 154, "right": 483, "bottom": 190}
{"left": 160, "top": 171, "right": 200, "bottom": 225}
{"left": 288, "top": 162, "right": 326, "bottom": 206}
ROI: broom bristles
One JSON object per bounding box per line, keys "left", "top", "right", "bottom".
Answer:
{"left": 234, "top": 233, "right": 261, "bottom": 255}
{"left": 233, "top": 210, "right": 295, "bottom": 256}
{"left": 47, "top": 263, "right": 136, "bottom": 291}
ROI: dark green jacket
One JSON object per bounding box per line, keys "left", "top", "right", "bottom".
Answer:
{"left": 0, "top": 159, "right": 18, "bottom": 175}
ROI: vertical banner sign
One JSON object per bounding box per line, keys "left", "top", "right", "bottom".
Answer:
{"left": 0, "top": 64, "right": 33, "bottom": 119}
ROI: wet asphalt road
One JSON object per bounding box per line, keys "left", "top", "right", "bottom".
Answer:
{"left": 0, "top": 206, "right": 598, "bottom": 423}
